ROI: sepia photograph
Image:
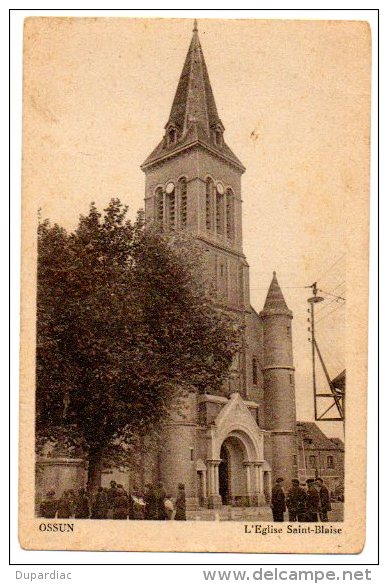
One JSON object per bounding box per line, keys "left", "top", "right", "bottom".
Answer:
{"left": 18, "top": 16, "right": 370, "bottom": 553}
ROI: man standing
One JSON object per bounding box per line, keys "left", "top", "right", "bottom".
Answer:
{"left": 74, "top": 488, "right": 90, "bottom": 519}
{"left": 316, "top": 477, "right": 331, "bottom": 521}
{"left": 271, "top": 477, "right": 286, "bottom": 522}
{"left": 286, "top": 479, "right": 307, "bottom": 521}
{"left": 305, "top": 478, "right": 320, "bottom": 522}
{"left": 106, "top": 480, "right": 118, "bottom": 519}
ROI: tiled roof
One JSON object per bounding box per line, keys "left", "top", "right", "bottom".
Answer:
{"left": 262, "top": 272, "right": 290, "bottom": 313}
{"left": 141, "top": 22, "right": 244, "bottom": 171}
{"left": 297, "top": 421, "right": 344, "bottom": 451}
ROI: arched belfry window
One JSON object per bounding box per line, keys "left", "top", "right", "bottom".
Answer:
{"left": 216, "top": 189, "right": 224, "bottom": 235}
{"left": 179, "top": 177, "right": 188, "bottom": 228}
{"left": 166, "top": 183, "right": 176, "bottom": 230}
{"left": 226, "top": 188, "right": 235, "bottom": 241}
{"left": 206, "top": 178, "right": 214, "bottom": 231}
{"left": 155, "top": 187, "right": 164, "bottom": 225}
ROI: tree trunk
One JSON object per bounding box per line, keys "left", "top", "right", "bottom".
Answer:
{"left": 87, "top": 446, "right": 104, "bottom": 495}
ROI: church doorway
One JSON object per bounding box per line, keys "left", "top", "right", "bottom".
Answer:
{"left": 219, "top": 436, "right": 246, "bottom": 505}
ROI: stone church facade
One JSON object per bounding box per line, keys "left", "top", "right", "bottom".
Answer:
{"left": 139, "top": 21, "right": 298, "bottom": 508}
{"left": 36, "top": 21, "right": 298, "bottom": 510}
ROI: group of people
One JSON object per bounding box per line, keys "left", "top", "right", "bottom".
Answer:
{"left": 39, "top": 481, "right": 187, "bottom": 521}
{"left": 271, "top": 477, "right": 332, "bottom": 522}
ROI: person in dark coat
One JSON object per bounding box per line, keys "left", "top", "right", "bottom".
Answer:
{"left": 305, "top": 479, "right": 320, "bottom": 522}
{"left": 144, "top": 483, "right": 158, "bottom": 520}
{"left": 113, "top": 484, "right": 129, "bottom": 519}
{"left": 74, "top": 488, "right": 90, "bottom": 519}
{"left": 106, "top": 480, "right": 118, "bottom": 519}
{"left": 316, "top": 478, "right": 332, "bottom": 521}
{"left": 175, "top": 483, "right": 186, "bottom": 521}
{"left": 271, "top": 478, "right": 286, "bottom": 522}
{"left": 39, "top": 489, "right": 58, "bottom": 518}
{"left": 155, "top": 481, "right": 168, "bottom": 520}
{"left": 91, "top": 486, "right": 108, "bottom": 519}
{"left": 286, "top": 479, "right": 307, "bottom": 522}
{"left": 57, "top": 490, "right": 72, "bottom": 519}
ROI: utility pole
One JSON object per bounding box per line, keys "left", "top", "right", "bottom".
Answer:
{"left": 308, "top": 283, "right": 324, "bottom": 422}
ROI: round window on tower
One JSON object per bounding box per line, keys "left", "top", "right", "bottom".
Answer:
{"left": 166, "top": 182, "right": 175, "bottom": 194}
{"left": 216, "top": 182, "right": 224, "bottom": 195}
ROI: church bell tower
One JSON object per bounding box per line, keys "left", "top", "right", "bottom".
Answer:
{"left": 141, "top": 20, "right": 253, "bottom": 506}
{"left": 141, "top": 20, "right": 250, "bottom": 329}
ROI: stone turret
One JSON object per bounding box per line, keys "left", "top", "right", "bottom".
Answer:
{"left": 260, "top": 272, "right": 297, "bottom": 486}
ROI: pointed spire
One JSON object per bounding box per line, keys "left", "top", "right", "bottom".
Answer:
{"left": 141, "top": 21, "right": 245, "bottom": 171}
{"left": 166, "top": 22, "right": 221, "bottom": 136}
{"left": 262, "top": 272, "right": 291, "bottom": 314}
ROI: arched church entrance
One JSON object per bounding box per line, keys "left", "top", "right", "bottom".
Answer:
{"left": 219, "top": 435, "right": 248, "bottom": 506}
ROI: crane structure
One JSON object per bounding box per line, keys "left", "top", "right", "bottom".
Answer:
{"left": 307, "top": 282, "right": 345, "bottom": 425}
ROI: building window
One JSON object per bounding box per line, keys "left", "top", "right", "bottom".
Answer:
{"left": 309, "top": 455, "right": 316, "bottom": 468}
{"left": 293, "top": 455, "right": 297, "bottom": 466}
{"left": 327, "top": 455, "right": 334, "bottom": 469}
{"left": 167, "top": 126, "right": 177, "bottom": 146}
{"left": 289, "top": 373, "right": 293, "bottom": 385}
{"left": 179, "top": 177, "right": 187, "bottom": 227}
{"left": 220, "top": 263, "right": 224, "bottom": 277}
{"left": 216, "top": 192, "right": 224, "bottom": 234}
{"left": 214, "top": 128, "right": 223, "bottom": 147}
{"left": 166, "top": 186, "right": 176, "bottom": 230}
{"left": 155, "top": 187, "right": 164, "bottom": 225}
{"left": 252, "top": 357, "right": 258, "bottom": 385}
{"left": 226, "top": 188, "right": 234, "bottom": 241}
{"left": 206, "top": 178, "right": 214, "bottom": 231}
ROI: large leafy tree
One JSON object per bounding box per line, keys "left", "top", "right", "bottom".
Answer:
{"left": 36, "top": 199, "right": 240, "bottom": 491}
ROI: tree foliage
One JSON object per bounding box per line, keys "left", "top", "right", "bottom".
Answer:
{"left": 36, "top": 199, "right": 241, "bottom": 489}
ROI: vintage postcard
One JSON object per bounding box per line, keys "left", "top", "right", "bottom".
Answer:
{"left": 19, "top": 17, "right": 370, "bottom": 553}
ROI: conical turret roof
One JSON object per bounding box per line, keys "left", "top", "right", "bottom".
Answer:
{"left": 141, "top": 21, "right": 244, "bottom": 171}
{"left": 261, "top": 272, "right": 292, "bottom": 316}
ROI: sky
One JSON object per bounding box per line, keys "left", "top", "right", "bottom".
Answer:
{"left": 23, "top": 17, "right": 371, "bottom": 439}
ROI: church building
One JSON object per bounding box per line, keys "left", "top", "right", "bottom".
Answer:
{"left": 140, "top": 21, "right": 298, "bottom": 508}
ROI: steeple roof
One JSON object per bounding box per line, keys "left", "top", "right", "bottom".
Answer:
{"left": 262, "top": 272, "right": 291, "bottom": 314}
{"left": 167, "top": 20, "right": 221, "bottom": 136}
{"left": 141, "top": 21, "right": 244, "bottom": 171}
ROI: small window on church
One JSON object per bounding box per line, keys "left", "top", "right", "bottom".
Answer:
{"left": 293, "top": 455, "right": 298, "bottom": 466}
{"left": 309, "top": 455, "right": 316, "bottom": 468}
{"left": 206, "top": 178, "right": 214, "bottom": 231}
{"left": 214, "top": 128, "right": 223, "bottom": 147}
{"left": 252, "top": 357, "right": 258, "bottom": 385}
{"left": 289, "top": 373, "right": 293, "bottom": 385}
{"left": 220, "top": 264, "right": 224, "bottom": 277}
{"left": 226, "top": 189, "right": 234, "bottom": 241}
{"left": 155, "top": 187, "right": 164, "bottom": 225}
{"left": 167, "top": 188, "right": 176, "bottom": 230}
{"left": 179, "top": 177, "right": 188, "bottom": 228}
{"left": 216, "top": 192, "right": 224, "bottom": 235}
{"left": 327, "top": 455, "right": 334, "bottom": 469}
{"left": 167, "top": 127, "right": 177, "bottom": 146}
